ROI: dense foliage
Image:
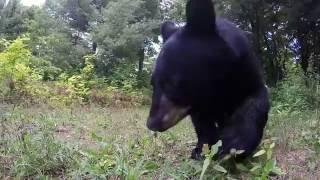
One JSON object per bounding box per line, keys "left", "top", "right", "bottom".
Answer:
{"left": 0, "top": 0, "right": 319, "bottom": 102}
{"left": 0, "top": 0, "right": 319, "bottom": 179}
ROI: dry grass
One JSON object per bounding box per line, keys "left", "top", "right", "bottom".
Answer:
{"left": 1, "top": 104, "right": 319, "bottom": 179}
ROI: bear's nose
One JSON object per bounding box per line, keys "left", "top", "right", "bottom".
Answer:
{"left": 146, "top": 117, "right": 167, "bottom": 132}
{"left": 146, "top": 117, "right": 158, "bottom": 131}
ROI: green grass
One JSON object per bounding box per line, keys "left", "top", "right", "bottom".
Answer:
{"left": 0, "top": 103, "right": 319, "bottom": 179}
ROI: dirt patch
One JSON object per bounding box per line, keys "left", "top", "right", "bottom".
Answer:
{"left": 0, "top": 154, "right": 14, "bottom": 179}
{"left": 54, "top": 124, "right": 98, "bottom": 148}
{"left": 274, "top": 148, "right": 320, "bottom": 180}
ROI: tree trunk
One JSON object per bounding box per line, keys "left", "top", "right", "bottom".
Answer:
{"left": 137, "top": 47, "right": 145, "bottom": 87}
{"left": 92, "top": 42, "right": 97, "bottom": 52}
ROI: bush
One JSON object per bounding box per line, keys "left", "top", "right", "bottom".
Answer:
{"left": 0, "top": 37, "right": 35, "bottom": 103}
{"left": 271, "top": 62, "right": 320, "bottom": 113}
{"left": 88, "top": 88, "right": 150, "bottom": 108}
{"left": 11, "top": 131, "right": 76, "bottom": 177}
{"left": 0, "top": 37, "right": 150, "bottom": 107}
{"left": 104, "top": 61, "right": 151, "bottom": 92}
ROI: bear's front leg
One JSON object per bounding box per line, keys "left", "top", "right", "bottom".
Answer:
{"left": 190, "top": 113, "right": 220, "bottom": 160}
{"left": 216, "top": 87, "right": 270, "bottom": 160}
{"left": 191, "top": 141, "right": 204, "bottom": 160}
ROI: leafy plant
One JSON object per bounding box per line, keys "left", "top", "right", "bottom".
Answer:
{"left": 200, "top": 141, "right": 226, "bottom": 180}
{"left": 249, "top": 139, "right": 284, "bottom": 179}
{"left": 195, "top": 138, "right": 284, "bottom": 180}
{"left": 11, "top": 131, "right": 76, "bottom": 177}
{"left": 0, "top": 37, "right": 38, "bottom": 102}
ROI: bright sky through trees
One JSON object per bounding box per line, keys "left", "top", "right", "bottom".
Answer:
{"left": 21, "top": 0, "right": 45, "bottom": 6}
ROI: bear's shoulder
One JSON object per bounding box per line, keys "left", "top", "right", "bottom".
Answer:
{"left": 215, "top": 18, "right": 251, "bottom": 58}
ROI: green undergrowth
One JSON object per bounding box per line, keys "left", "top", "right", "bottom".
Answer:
{"left": 1, "top": 103, "right": 319, "bottom": 179}
{"left": 0, "top": 37, "right": 150, "bottom": 109}
{"left": 1, "top": 41, "right": 319, "bottom": 179}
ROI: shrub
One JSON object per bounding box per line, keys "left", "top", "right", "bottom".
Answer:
{"left": 271, "top": 62, "right": 320, "bottom": 113}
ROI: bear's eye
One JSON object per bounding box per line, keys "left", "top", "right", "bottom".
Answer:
{"left": 163, "top": 80, "right": 182, "bottom": 98}
{"left": 164, "top": 75, "right": 180, "bottom": 89}
{"left": 163, "top": 79, "right": 178, "bottom": 91}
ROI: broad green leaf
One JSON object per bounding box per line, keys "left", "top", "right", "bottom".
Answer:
{"left": 250, "top": 165, "right": 261, "bottom": 172}
{"left": 210, "top": 140, "right": 222, "bottom": 156}
{"left": 267, "top": 150, "right": 273, "bottom": 160}
{"left": 253, "top": 150, "right": 266, "bottom": 157}
{"left": 269, "top": 142, "right": 275, "bottom": 149}
{"left": 264, "top": 159, "right": 276, "bottom": 172}
{"left": 214, "top": 164, "right": 227, "bottom": 173}
{"left": 200, "top": 158, "right": 211, "bottom": 180}
{"left": 271, "top": 167, "right": 285, "bottom": 175}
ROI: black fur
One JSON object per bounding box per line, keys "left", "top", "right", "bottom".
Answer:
{"left": 147, "top": 0, "right": 270, "bottom": 160}
{"left": 186, "top": 0, "right": 216, "bottom": 33}
{"left": 161, "top": 21, "right": 179, "bottom": 42}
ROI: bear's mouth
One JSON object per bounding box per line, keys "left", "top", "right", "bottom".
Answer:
{"left": 147, "top": 95, "right": 190, "bottom": 132}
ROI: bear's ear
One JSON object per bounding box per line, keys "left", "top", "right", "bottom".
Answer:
{"left": 161, "top": 21, "right": 179, "bottom": 42}
{"left": 186, "top": 0, "right": 216, "bottom": 33}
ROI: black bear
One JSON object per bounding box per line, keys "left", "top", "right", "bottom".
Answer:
{"left": 146, "top": 0, "right": 270, "bottom": 160}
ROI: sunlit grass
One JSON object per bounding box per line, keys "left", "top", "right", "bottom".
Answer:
{"left": 0, "top": 104, "right": 319, "bottom": 179}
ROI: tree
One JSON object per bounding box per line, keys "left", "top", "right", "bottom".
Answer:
{"left": 284, "top": 0, "right": 320, "bottom": 75}
{"left": 25, "top": 4, "right": 90, "bottom": 74}
{"left": 214, "top": 0, "right": 294, "bottom": 85}
{"left": 0, "top": 0, "right": 28, "bottom": 40}
{"left": 92, "top": 0, "right": 160, "bottom": 87}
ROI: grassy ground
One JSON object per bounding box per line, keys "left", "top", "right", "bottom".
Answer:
{"left": 0, "top": 103, "right": 320, "bottom": 179}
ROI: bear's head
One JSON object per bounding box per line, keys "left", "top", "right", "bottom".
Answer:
{"left": 146, "top": 0, "right": 236, "bottom": 132}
